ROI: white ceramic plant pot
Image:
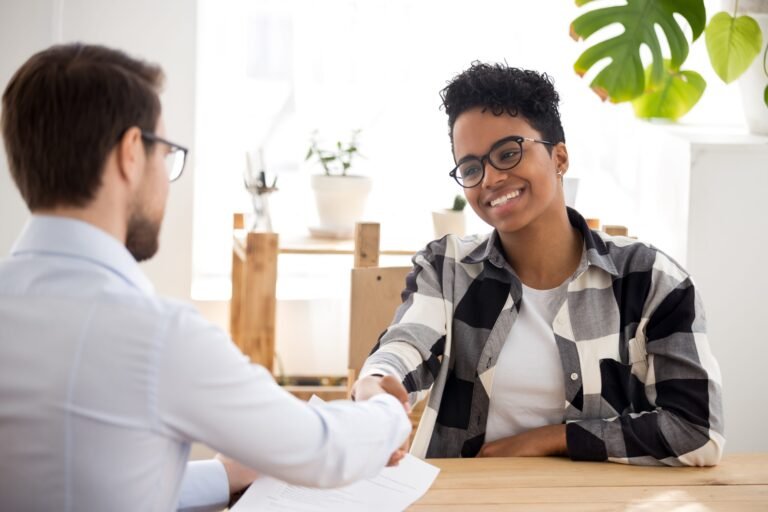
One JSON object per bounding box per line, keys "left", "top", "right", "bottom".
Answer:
{"left": 432, "top": 209, "right": 466, "bottom": 239}
{"left": 723, "top": 0, "right": 768, "bottom": 134}
{"left": 739, "top": 12, "right": 768, "bottom": 135}
{"left": 310, "top": 174, "right": 372, "bottom": 239}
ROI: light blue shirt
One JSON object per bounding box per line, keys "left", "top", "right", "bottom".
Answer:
{"left": 0, "top": 216, "right": 410, "bottom": 511}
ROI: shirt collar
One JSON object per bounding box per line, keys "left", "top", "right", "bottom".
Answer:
{"left": 462, "top": 230, "right": 507, "bottom": 268}
{"left": 461, "top": 207, "right": 619, "bottom": 276}
{"left": 10, "top": 215, "right": 155, "bottom": 295}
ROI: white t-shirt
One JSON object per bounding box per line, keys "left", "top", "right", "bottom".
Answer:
{"left": 485, "top": 282, "right": 567, "bottom": 443}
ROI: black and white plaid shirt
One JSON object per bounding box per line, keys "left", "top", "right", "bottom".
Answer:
{"left": 362, "top": 208, "right": 724, "bottom": 465}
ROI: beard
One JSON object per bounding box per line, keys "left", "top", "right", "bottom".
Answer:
{"left": 125, "top": 209, "right": 161, "bottom": 262}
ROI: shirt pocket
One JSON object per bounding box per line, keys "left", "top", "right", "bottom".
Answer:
{"left": 627, "top": 325, "right": 649, "bottom": 377}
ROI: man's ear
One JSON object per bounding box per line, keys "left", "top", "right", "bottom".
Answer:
{"left": 116, "top": 127, "right": 144, "bottom": 187}
{"left": 553, "top": 142, "right": 569, "bottom": 174}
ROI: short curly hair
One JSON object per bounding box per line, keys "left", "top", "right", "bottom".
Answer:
{"left": 440, "top": 62, "right": 565, "bottom": 148}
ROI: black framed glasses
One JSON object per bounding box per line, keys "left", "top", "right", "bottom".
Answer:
{"left": 141, "top": 131, "right": 188, "bottom": 182}
{"left": 449, "top": 135, "right": 554, "bottom": 188}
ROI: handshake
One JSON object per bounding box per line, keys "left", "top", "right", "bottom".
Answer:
{"left": 351, "top": 375, "right": 412, "bottom": 467}
{"left": 219, "top": 374, "right": 413, "bottom": 503}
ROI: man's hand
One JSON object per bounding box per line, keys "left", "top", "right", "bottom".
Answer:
{"left": 351, "top": 375, "right": 411, "bottom": 466}
{"left": 215, "top": 453, "right": 260, "bottom": 497}
{"left": 477, "top": 424, "right": 568, "bottom": 458}
{"left": 387, "top": 440, "right": 409, "bottom": 467}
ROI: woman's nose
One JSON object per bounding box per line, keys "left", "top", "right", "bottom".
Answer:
{"left": 481, "top": 161, "right": 507, "bottom": 189}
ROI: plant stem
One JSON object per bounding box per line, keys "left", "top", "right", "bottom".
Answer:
{"left": 733, "top": 0, "right": 740, "bottom": 16}
{"left": 763, "top": 42, "right": 768, "bottom": 77}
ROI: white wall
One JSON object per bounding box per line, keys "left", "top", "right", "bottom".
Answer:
{"left": 686, "top": 135, "right": 768, "bottom": 453}
{"left": 629, "top": 123, "right": 768, "bottom": 452}
{"left": 0, "top": 0, "right": 197, "bottom": 299}
{"left": 0, "top": 1, "right": 47, "bottom": 256}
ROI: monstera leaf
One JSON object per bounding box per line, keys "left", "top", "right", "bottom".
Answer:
{"left": 632, "top": 61, "right": 706, "bottom": 120}
{"left": 571, "top": 0, "right": 706, "bottom": 103}
{"left": 705, "top": 11, "right": 763, "bottom": 84}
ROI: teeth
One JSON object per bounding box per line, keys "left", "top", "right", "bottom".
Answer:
{"left": 490, "top": 189, "right": 521, "bottom": 207}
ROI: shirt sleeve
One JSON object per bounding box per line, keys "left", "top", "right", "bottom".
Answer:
{"left": 566, "top": 269, "right": 725, "bottom": 467}
{"left": 177, "top": 460, "right": 229, "bottom": 512}
{"left": 155, "top": 308, "right": 411, "bottom": 489}
{"left": 361, "top": 244, "right": 448, "bottom": 402}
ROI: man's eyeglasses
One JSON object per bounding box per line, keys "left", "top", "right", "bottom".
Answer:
{"left": 449, "top": 135, "right": 554, "bottom": 188}
{"left": 141, "top": 131, "right": 188, "bottom": 182}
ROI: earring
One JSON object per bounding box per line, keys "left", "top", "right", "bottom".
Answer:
{"left": 556, "top": 169, "right": 564, "bottom": 176}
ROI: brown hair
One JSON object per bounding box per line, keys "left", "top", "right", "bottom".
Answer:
{"left": 1, "top": 43, "right": 164, "bottom": 210}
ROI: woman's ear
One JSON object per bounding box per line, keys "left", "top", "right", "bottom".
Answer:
{"left": 115, "top": 127, "right": 144, "bottom": 187}
{"left": 553, "top": 142, "right": 569, "bottom": 175}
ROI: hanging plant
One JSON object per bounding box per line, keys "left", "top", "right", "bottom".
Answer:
{"left": 631, "top": 60, "right": 706, "bottom": 120}
{"left": 571, "top": 0, "right": 767, "bottom": 117}
{"left": 571, "top": 0, "right": 706, "bottom": 103}
{"left": 705, "top": 9, "right": 762, "bottom": 83}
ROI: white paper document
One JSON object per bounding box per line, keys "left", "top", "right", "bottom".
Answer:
{"left": 231, "top": 454, "right": 440, "bottom": 512}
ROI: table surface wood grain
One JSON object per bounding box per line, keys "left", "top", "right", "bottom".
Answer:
{"left": 408, "top": 453, "right": 768, "bottom": 511}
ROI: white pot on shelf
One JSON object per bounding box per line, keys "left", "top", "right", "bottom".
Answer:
{"left": 310, "top": 174, "right": 372, "bottom": 239}
{"left": 739, "top": 12, "right": 768, "bottom": 135}
{"left": 432, "top": 209, "right": 466, "bottom": 239}
{"left": 723, "top": 0, "right": 768, "bottom": 135}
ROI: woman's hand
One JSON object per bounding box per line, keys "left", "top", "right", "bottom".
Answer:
{"left": 477, "top": 424, "right": 568, "bottom": 458}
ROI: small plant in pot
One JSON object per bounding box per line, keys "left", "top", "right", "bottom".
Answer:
{"left": 305, "top": 129, "right": 361, "bottom": 176}
{"left": 304, "top": 129, "right": 371, "bottom": 239}
{"left": 432, "top": 194, "right": 467, "bottom": 239}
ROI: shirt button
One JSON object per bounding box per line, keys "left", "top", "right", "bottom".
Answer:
{"left": 570, "top": 372, "right": 579, "bottom": 381}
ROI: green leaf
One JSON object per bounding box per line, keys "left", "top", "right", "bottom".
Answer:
{"left": 632, "top": 61, "right": 706, "bottom": 120}
{"left": 764, "top": 85, "right": 768, "bottom": 107}
{"left": 705, "top": 12, "right": 763, "bottom": 84}
{"left": 304, "top": 147, "right": 313, "bottom": 161}
{"left": 571, "top": 0, "right": 705, "bottom": 103}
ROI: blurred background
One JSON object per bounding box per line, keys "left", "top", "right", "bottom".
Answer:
{"left": 1, "top": 0, "right": 765, "bottom": 451}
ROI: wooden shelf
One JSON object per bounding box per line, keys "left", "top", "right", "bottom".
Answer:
{"left": 233, "top": 230, "right": 417, "bottom": 257}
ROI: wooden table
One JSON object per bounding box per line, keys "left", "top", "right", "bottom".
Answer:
{"left": 409, "top": 454, "right": 768, "bottom": 511}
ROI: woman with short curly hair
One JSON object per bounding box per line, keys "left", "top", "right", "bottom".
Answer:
{"left": 353, "top": 61, "right": 725, "bottom": 466}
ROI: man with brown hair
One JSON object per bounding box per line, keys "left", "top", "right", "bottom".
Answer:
{"left": 0, "top": 43, "right": 410, "bottom": 511}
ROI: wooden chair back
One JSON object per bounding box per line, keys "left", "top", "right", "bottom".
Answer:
{"left": 347, "top": 223, "right": 411, "bottom": 390}
{"left": 348, "top": 223, "right": 429, "bottom": 440}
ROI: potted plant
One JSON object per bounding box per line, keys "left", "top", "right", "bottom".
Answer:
{"left": 304, "top": 129, "right": 371, "bottom": 238}
{"left": 432, "top": 194, "right": 467, "bottom": 239}
{"left": 570, "top": 0, "right": 768, "bottom": 133}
